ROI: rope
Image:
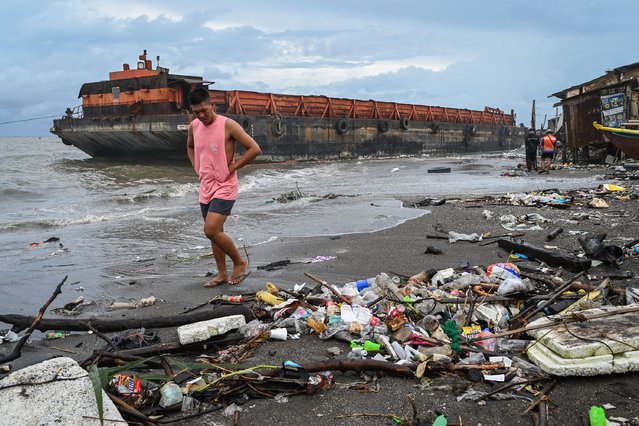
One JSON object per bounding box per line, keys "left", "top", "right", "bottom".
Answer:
{"left": 0, "top": 114, "right": 61, "bottom": 125}
{"left": 443, "top": 320, "right": 462, "bottom": 354}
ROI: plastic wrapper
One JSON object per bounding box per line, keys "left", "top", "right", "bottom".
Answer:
{"left": 486, "top": 262, "right": 520, "bottom": 280}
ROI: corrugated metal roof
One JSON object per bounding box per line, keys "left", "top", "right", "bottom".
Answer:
{"left": 550, "top": 61, "right": 639, "bottom": 100}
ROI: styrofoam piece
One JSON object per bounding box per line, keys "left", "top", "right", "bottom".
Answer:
{"left": 612, "top": 350, "right": 639, "bottom": 374}
{"left": 177, "top": 314, "right": 246, "bottom": 345}
{"left": 527, "top": 305, "right": 639, "bottom": 358}
{"left": 526, "top": 342, "right": 614, "bottom": 376}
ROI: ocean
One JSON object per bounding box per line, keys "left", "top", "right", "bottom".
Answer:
{"left": 0, "top": 137, "right": 601, "bottom": 315}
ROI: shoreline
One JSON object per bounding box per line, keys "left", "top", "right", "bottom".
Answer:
{"left": 2, "top": 164, "right": 639, "bottom": 424}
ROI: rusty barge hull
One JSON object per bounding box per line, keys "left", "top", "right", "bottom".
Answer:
{"left": 50, "top": 51, "right": 523, "bottom": 161}
{"left": 53, "top": 113, "right": 521, "bottom": 161}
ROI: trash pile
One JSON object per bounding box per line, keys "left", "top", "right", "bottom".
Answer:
{"left": 2, "top": 182, "right": 639, "bottom": 425}
{"left": 4, "top": 252, "right": 638, "bottom": 425}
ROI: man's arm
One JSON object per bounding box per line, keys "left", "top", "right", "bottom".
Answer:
{"left": 226, "top": 119, "right": 262, "bottom": 174}
{"left": 187, "top": 122, "right": 195, "bottom": 168}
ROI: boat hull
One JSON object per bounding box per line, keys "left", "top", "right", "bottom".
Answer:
{"left": 52, "top": 113, "right": 524, "bottom": 161}
{"left": 593, "top": 122, "right": 639, "bottom": 160}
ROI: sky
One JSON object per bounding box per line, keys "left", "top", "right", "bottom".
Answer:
{"left": 1, "top": 0, "right": 638, "bottom": 136}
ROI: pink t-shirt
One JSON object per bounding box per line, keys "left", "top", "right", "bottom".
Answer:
{"left": 192, "top": 116, "right": 238, "bottom": 203}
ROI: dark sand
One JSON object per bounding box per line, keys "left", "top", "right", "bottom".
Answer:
{"left": 2, "top": 165, "right": 639, "bottom": 425}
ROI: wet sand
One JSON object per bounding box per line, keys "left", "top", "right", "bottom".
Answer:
{"left": 3, "top": 165, "right": 639, "bottom": 425}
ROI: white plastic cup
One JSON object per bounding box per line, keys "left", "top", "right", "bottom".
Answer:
{"left": 269, "top": 328, "right": 288, "bottom": 341}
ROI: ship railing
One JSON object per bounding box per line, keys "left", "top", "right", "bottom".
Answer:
{"left": 63, "top": 105, "right": 84, "bottom": 119}
{"left": 213, "top": 89, "right": 515, "bottom": 126}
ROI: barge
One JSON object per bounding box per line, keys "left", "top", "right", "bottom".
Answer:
{"left": 51, "top": 51, "right": 524, "bottom": 161}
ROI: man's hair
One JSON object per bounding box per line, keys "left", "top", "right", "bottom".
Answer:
{"left": 188, "top": 88, "right": 211, "bottom": 106}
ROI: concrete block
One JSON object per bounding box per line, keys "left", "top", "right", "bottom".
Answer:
{"left": 177, "top": 314, "right": 246, "bottom": 345}
{"left": 0, "top": 357, "right": 124, "bottom": 425}
{"left": 527, "top": 305, "right": 639, "bottom": 358}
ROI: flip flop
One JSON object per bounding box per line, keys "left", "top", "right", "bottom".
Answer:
{"left": 204, "top": 278, "right": 227, "bottom": 287}
{"left": 229, "top": 269, "right": 251, "bottom": 285}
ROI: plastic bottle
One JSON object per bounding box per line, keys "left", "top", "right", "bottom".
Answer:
{"left": 350, "top": 339, "right": 381, "bottom": 352}
{"left": 347, "top": 348, "right": 368, "bottom": 359}
{"left": 496, "top": 338, "right": 529, "bottom": 353}
{"left": 375, "top": 272, "right": 405, "bottom": 300}
{"left": 391, "top": 341, "right": 407, "bottom": 360}
{"left": 588, "top": 406, "right": 606, "bottom": 426}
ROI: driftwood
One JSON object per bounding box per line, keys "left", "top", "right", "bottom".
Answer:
{"left": 81, "top": 332, "right": 245, "bottom": 368}
{"left": 497, "top": 238, "right": 591, "bottom": 272}
{"left": 515, "top": 272, "right": 585, "bottom": 321}
{"left": 0, "top": 305, "right": 252, "bottom": 333}
{"left": 302, "top": 359, "right": 414, "bottom": 377}
{"left": 0, "top": 276, "right": 66, "bottom": 364}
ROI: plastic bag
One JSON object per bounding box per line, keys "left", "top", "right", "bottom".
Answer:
{"left": 497, "top": 277, "right": 534, "bottom": 296}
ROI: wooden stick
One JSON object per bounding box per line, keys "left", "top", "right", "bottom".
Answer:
{"left": 108, "top": 393, "right": 157, "bottom": 426}
{"left": 522, "top": 272, "right": 584, "bottom": 320}
{"left": 472, "top": 304, "right": 639, "bottom": 341}
{"left": 84, "top": 321, "right": 117, "bottom": 352}
{"left": 302, "top": 359, "right": 413, "bottom": 377}
{"left": 0, "top": 276, "right": 67, "bottom": 364}
{"left": 479, "top": 378, "right": 542, "bottom": 401}
{"left": 304, "top": 273, "right": 351, "bottom": 305}
{"left": 523, "top": 380, "right": 556, "bottom": 415}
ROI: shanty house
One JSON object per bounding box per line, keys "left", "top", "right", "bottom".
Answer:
{"left": 550, "top": 61, "right": 639, "bottom": 161}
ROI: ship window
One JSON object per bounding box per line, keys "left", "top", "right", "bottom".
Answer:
{"left": 112, "top": 87, "right": 121, "bottom": 100}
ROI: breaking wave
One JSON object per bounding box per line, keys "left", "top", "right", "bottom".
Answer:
{"left": 0, "top": 208, "right": 155, "bottom": 231}
{"left": 112, "top": 183, "right": 198, "bottom": 203}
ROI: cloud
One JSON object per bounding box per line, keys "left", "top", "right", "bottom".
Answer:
{"left": 1, "top": 0, "right": 639, "bottom": 135}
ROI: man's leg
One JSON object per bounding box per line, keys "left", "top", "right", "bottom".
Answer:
{"left": 204, "top": 212, "right": 248, "bottom": 284}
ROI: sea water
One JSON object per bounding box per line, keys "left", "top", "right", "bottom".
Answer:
{"left": 0, "top": 136, "right": 600, "bottom": 315}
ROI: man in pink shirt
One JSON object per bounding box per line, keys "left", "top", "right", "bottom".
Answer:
{"left": 187, "top": 88, "right": 262, "bottom": 286}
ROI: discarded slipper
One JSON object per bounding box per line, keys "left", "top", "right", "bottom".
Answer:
{"left": 229, "top": 269, "right": 251, "bottom": 285}
{"left": 204, "top": 278, "right": 227, "bottom": 287}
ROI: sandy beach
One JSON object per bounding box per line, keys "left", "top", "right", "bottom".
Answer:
{"left": 3, "top": 163, "right": 639, "bottom": 425}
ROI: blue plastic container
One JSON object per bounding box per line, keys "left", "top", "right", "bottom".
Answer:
{"left": 356, "top": 279, "right": 371, "bottom": 292}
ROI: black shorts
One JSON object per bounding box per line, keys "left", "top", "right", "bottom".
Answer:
{"left": 200, "top": 198, "right": 235, "bottom": 218}
{"left": 541, "top": 151, "right": 555, "bottom": 160}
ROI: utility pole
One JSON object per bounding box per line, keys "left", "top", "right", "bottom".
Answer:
{"left": 531, "top": 100, "right": 536, "bottom": 131}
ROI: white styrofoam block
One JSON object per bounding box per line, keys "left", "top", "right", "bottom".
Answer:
{"left": 527, "top": 305, "right": 639, "bottom": 359}
{"left": 612, "top": 350, "right": 639, "bottom": 374}
{"left": 177, "top": 314, "right": 246, "bottom": 345}
{"left": 527, "top": 342, "right": 613, "bottom": 376}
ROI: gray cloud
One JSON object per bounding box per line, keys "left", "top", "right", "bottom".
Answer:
{"left": 1, "top": 0, "right": 638, "bottom": 135}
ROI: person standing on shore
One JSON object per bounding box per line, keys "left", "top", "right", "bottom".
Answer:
{"left": 524, "top": 128, "right": 539, "bottom": 172}
{"left": 187, "top": 88, "right": 262, "bottom": 286}
{"left": 539, "top": 129, "right": 557, "bottom": 173}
